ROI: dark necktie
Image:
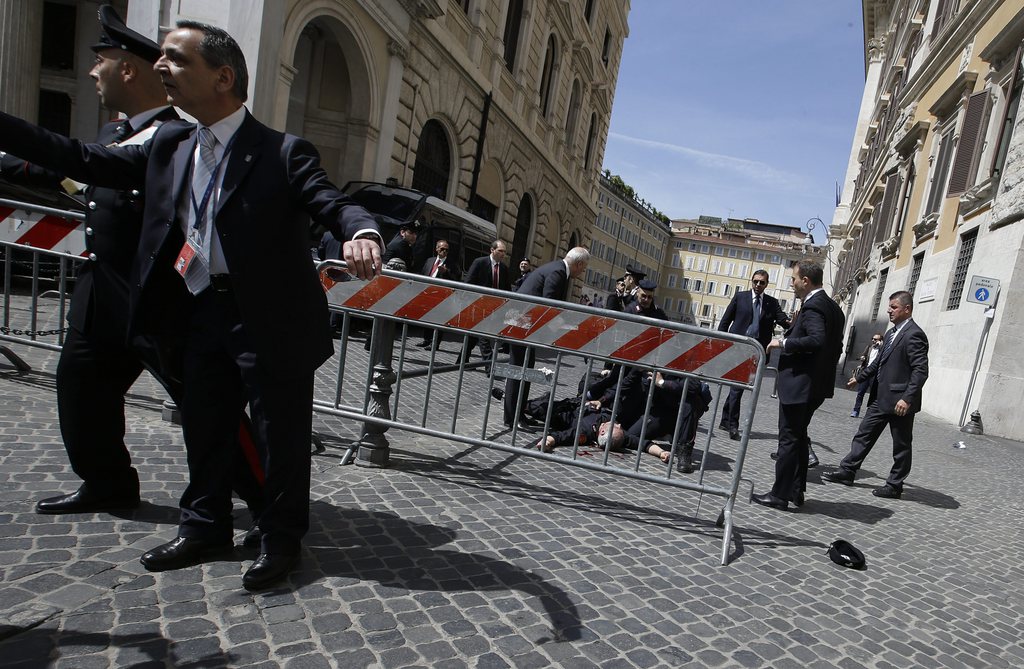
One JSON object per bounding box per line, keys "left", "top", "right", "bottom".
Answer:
{"left": 746, "top": 295, "right": 761, "bottom": 337}
{"left": 431, "top": 259, "right": 441, "bottom": 277}
{"left": 492, "top": 263, "right": 499, "bottom": 288}
{"left": 880, "top": 328, "right": 896, "bottom": 360}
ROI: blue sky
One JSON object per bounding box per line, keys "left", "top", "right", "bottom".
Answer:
{"left": 603, "top": 2, "right": 866, "bottom": 241}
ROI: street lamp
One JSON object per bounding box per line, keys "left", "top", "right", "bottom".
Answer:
{"left": 610, "top": 203, "right": 626, "bottom": 281}
{"left": 803, "top": 216, "right": 838, "bottom": 285}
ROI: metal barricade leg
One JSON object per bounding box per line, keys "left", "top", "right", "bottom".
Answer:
{"left": 357, "top": 317, "right": 395, "bottom": 467}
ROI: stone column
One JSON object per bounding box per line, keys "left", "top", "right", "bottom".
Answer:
{"left": 0, "top": 0, "right": 43, "bottom": 121}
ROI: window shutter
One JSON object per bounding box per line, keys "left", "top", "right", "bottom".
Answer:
{"left": 947, "top": 91, "right": 991, "bottom": 196}
{"left": 926, "top": 128, "right": 956, "bottom": 215}
{"left": 990, "top": 44, "right": 1023, "bottom": 177}
{"left": 931, "top": 0, "right": 950, "bottom": 40}
{"left": 875, "top": 173, "right": 901, "bottom": 243}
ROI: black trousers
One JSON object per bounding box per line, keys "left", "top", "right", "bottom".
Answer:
{"left": 720, "top": 387, "right": 743, "bottom": 430}
{"left": 503, "top": 343, "right": 535, "bottom": 424}
{"left": 56, "top": 325, "right": 144, "bottom": 490}
{"left": 839, "top": 401, "right": 915, "bottom": 488}
{"left": 771, "top": 397, "right": 823, "bottom": 501}
{"left": 177, "top": 289, "right": 309, "bottom": 554}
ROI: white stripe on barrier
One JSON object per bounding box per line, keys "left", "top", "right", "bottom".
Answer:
{"left": 0, "top": 206, "right": 87, "bottom": 256}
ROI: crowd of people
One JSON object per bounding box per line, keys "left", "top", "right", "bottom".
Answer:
{"left": 0, "top": 6, "right": 930, "bottom": 595}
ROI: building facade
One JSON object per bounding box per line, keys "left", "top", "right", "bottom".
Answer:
{"left": 662, "top": 217, "right": 811, "bottom": 329}
{"left": 583, "top": 171, "right": 670, "bottom": 305}
{"left": 830, "top": 0, "right": 1024, "bottom": 438}
{"left": 0, "top": 0, "right": 629, "bottom": 272}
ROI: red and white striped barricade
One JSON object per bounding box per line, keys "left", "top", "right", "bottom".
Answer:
{"left": 319, "top": 263, "right": 766, "bottom": 566}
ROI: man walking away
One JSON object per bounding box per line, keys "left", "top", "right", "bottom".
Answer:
{"left": 822, "top": 291, "right": 928, "bottom": 499}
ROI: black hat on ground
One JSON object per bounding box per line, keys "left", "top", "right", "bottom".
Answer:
{"left": 91, "top": 5, "right": 162, "bottom": 64}
{"left": 826, "top": 539, "right": 866, "bottom": 570}
{"left": 637, "top": 279, "right": 657, "bottom": 292}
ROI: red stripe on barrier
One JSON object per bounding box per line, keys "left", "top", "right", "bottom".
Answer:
{"left": 343, "top": 276, "right": 402, "bottom": 310}
{"left": 395, "top": 285, "right": 456, "bottom": 319}
{"left": 14, "top": 215, "right": 78, "bottom": 249}
{"left": 552, "top": 315, "right": 617, "bottom": 350}
{"left": 721, "top": 356, "right": 758, "bottom": 384}
{"left": 0, "top": 207, "right": 15, "bottom": 221}
{"left": 499, "top": 305, "right": 562, "bottom": 339}
{"left": 610, "top": 327, "right": 676, "bottom": 361}
{"left": 446, "top": 295, "right": 508, "bottom": 329}
{"left": 665, "top": 338, "right": 733, "bottom": 372}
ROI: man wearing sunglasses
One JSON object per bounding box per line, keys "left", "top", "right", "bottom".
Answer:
{"left": 718, "top": 269, "right": 790, "bottom": 440}
{"left": 851, "top": 333, "right": 884, "bottom": 418}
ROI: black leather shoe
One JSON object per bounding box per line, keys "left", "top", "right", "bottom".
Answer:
{"left": 729, "top": 429, "right": 740, "bottom": 441}
{"left": 514, "top": 420, "right": 539, "bottom": 433}
{"left": 751, "top": 492, "right": 789, "bottom": 511}
{"left": 872, "top": 484, "right": 902, "bottom": 499}
{"left": 242, "top": 524, "right": 261, "bottom": 548}
{"left": 243, "top": 552, "right": 299, "bottom": 591}
{"left": 821, "top": 469, "right": 855, "bottom": 485}
{"left": 490, "top": 388, "right": 505, "bottom": 401}
{"left": 140, "top": 536, "right": 233, "bottom": 572}
{"left": 36, "top": 484, "right": 140, "bottom": 514}
{"left": 807, "top": 453, "right": 820, "bottom": 468}
{"left": 769, "top": 451, "right": 778, "bottom": 460}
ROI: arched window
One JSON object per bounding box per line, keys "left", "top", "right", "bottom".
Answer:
{"left": 565, "top": 79, "right": 581, "bottom": 148}
{"left": 411, "top": 120, "right": 451, "bottom": 198}
{"left": 511, "top": 193, "right": 533, "bottom": 264}
{"left": 503, "top": 0, "right": 524, "bottom": 72}
{"left": 539, "top": 35, "right": 558, "bottom": 118}
{"left": 583, "top": 113, "right": 598, "bottom": 169}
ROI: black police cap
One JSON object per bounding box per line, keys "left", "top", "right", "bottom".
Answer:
{"left": 637, "top": 279, "right": 657, "bottom": 291}
{"left": 91, "top": 5, "right": 162, "bottom": 64}
{"left": 624, "top": 265, "right": 647, "bottom": 280}
{"left": 826, "top": 539, "right": 866, "bottom": 570}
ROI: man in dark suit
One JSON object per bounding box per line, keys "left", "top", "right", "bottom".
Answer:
{"left": 717, "top": 270, "right": 790, "bottom": 440}
{"left": 1, "top": 6, "right": 264, "bottom": 523}
{"left": 383, "top": 221, "right": 418, "bottom": 270}
{"left": 0, "top": 21, "right": 382, "bottom": 589}
{"left": 503, "top": 247, "right": 590, "bottom": 427}
{"left": 822, "top": 291, "right": 929, "bottom": 498}
{"left": 753, "top": 260, "right": 844, "bottom": 511}
{"left": 511, "top": 257, "right": 532, "bottom": 292}
{"left": 850, "top": 332, "right": 884, "bottom": 418}
{"left": 461, "top": 240, "right": 510, "bottom": 361}
{"left": 625, "top": 279, "right": 668, "bottom": 320}
{"left": 417, "top": 239, "right": 459, "bottom": 348}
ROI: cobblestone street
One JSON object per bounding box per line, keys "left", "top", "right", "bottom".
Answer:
{"left": 0, "top": 337, "right": 1022, "bottom": 668}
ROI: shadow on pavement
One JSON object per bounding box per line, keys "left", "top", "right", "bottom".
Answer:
{"left": 300, "top": 504, "right": 581, "bottom": 643}
{"left": 0, "top": 629, "right": 235, "bottom": 668}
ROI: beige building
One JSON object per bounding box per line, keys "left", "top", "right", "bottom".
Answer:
{"left": 0, "top": 0, "right": 629, "bottom": 270}
{"left": 583, "top": 171, "right": 670, "bottom": 305}
{"left": 830, "top": 0, "right": 1024, "bottom": 438}
{"left": 663, "top": 217, "right": 812, "bottom": 329}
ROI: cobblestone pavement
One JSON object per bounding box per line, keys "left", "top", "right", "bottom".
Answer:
{"left": 0, "top": 327, "right": 1023, "bottom": 668}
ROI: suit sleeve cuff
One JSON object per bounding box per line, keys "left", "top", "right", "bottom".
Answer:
{"left": 352, "top": 229, "right": 385, "bottom": 249}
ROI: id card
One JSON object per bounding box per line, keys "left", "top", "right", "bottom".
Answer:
{"left": 175, "top": 236, "right": 211, "bottom": 294}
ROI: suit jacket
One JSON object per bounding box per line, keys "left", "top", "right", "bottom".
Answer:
{"left": 718, "top": 289, "right": 789, "bottom": 349}
{"left": 463, "top": 255, "right": 510, "bottom": 290}
{"left": 625, "top": 300, "right": 668, "bottom": 322}
{"left": 606, "top": 290, "right": 635, "bottom": 312}
{"left": 516, "top": 259, "right": 568, "bottom": 300}
{"left": 776, "top": 290, "right": 845, "bottom": 406}
{"left": 856, "top": 319, "right": 929, "bottom": 414}
{"left": 422, "top": 255, "right": 460, "bottom": 280}
{"left": 0, "top": 107, "right": 179, "bottom": 343}
{"left": 0, "top": 110, "right": 379, "bottom": 378}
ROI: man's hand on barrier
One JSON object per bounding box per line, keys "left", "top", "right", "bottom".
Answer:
{"left": 766, "top": 338, "right": 783, "bottom": 352}
{"left": 343, "top": 238, "right": 383, "bottom": 280}
{"left": 585, "top": 400, "right": 602, "bottom": 411}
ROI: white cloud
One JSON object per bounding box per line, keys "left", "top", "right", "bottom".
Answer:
{"left": 607, "top": 132, "right": 807, "bottom": 191}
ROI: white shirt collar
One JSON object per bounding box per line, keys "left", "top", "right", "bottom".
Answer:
{"left": 127, "top": 105, "right": 172, "bottom": 131}
{"left": 803, "top": 287, "right": 824, "bottom": 302}
{"left": 203, "top": 105, "right": 247, "bottom": 149}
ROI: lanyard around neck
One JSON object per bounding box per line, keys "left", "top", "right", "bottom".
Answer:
{"left": 189, "top": 132, "right": 238, "bottom": 231}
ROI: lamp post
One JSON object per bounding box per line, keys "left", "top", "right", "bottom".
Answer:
{"left": 610, "top": 203, "right": 626, "bottom": 282}
{"left": 803, "top": 217, "right": 838, "bottom": 288}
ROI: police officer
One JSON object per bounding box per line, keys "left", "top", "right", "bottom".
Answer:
{"left": 606, "top": 266, "right": 646, "bottom": 312}
{"left": 626, "top": 279, "right": 668, "bottom": 320}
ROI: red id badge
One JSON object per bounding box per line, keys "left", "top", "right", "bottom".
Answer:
{"left": 174, "top": 238, "right": 199, "bottom": 277}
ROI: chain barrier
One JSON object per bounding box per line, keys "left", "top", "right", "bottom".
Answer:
{"left": 1, "top": 325, "right": 68, "bottom": 337}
